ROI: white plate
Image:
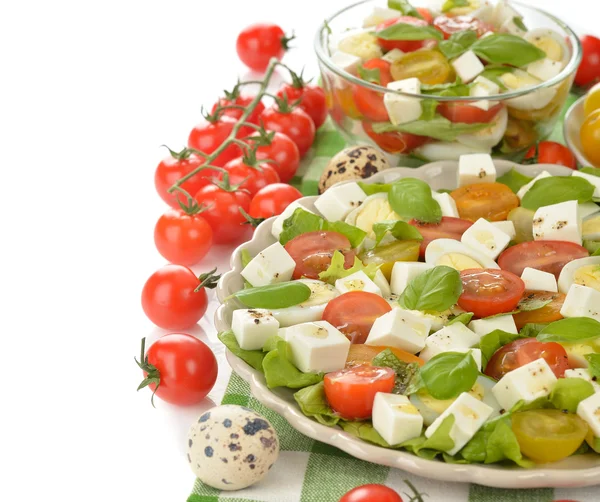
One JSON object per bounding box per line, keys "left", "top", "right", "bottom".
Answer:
{"left": 215, "top": 160, "right": 600, "bottom": 489}
{"left": 564, "top": 95, "right": 595, "bottom": 167}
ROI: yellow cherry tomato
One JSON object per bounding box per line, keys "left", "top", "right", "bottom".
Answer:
{"left": 503, "top": 118, "right": 538, "bottom": 152}
{"left": 581, "top": 109, "right": 600, "bottom": 167}
{"left": 450, "top": 183, "right": 520, "bottom": 222}
{"left": 512, "top": 409, "right": 588, "bottom": 463}
{"left": 334, "top": 86, "right": 362, "bottom": 120}
{"left": 391, "top": 50, "right": 454, "bottom": 86}
{"left": 359, "top": 240, "right": 420, "bottom": 280}
{"left": 507, "top": 207, "right": 534, "bottom": 243}
{"left": 584, "top": 83, "right": 600, "bottom": 117}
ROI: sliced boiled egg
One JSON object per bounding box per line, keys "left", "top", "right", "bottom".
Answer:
{"left": 456, "top": 107, "right": 508, "bottom": 150}
{"left": 425, "top": 238, "right": 500, "bottom": 271}
{"left": 583, "top": 214, "right": 600, "bottom": 241}
{"left": 501, "top": 70, "right": 557, "bottom": 111}
{"left": 525, "top": 29, "right": 570, "bottom": 66}
{"left": 345, "top": 193, "right": 400, "bottom": 244}
{"left": 414, "top": 141, "right": 491, "bottom": 162}
{"left": 557, "top": 256, "right": 600, "bottom": 294}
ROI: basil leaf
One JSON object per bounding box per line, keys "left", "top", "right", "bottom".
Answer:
{"left": 420, "top": 99, "right": 439, "bottom": 120}
{"left": 448, "top": 312, "right": 474, "bottom": 326}
{"left": 358, "top": 64, "right": 380, "bottom": 84}
{"left": 479, "top": 329, "right": 529, "bottom": 365}
{"left": 372, "top": 348, "right": 420, "bottom": 395}
{"left": 293, "top": 382, "right": 340, "bottom": 426}
{"left": 521, "top": 176, "right": 595, "bottom": 210}
{"left": 471, "top": 34, "right": 546, "bottom": 67}
{"left": 581, "top": 167, "right": 600, "bottom": 178}
{"left": 373, "top": 118, "right": 490, "bottom": 142}
{"left": 519, "top": 323, "right": 547, "bottom": 337}
{"left": 421, "top": 351, "right": 479, "bottom": 399}
{"left": 439, "top": 30, "right": 477, "bottom": 60}
{"left": 339, "top": 420, "right": 391, "bottom": 447}
{"left": 479, "top": 65, "right": 514, "bottom": 90}
{"left": 388, "top": 0, "right": 423, "bottom": 18}
{"left": 318, "top": 250, "right": 380, "bottom": 285}
{"left": 550, "top": 378, "right": 595, "bottom": 413}
{"left": 421, "top": 79, "right": 470, "bottom": 96}
{"left": 442, "top": 0, "right": 469, "bottom": 12}
{"left": 373, "top": 220, "right": 423, "bottom": 247}
{"left": 537, "top": 317, "right": 600, "bottom": 343}
{"left": 517, "top": 293, "right": 553, "bottom": 312}
{"left": 231, "top": 282, "right": 312, "bottom": 309}
{"left": 513, "top": 16, "right": 528, "bottom": 32}
{"left": 585, "top": 353, "right": 600, "bottom": 379}
{"left": 262, "top": 339, "right": 323, "bottom": 389}
{"left": 218, "top": 331, "right": 265, "bottom": 371}
{"left": 327, "top": 220, "right": 367, "bottom": 248}
{"left": 497, "top": 168, "right": 533, "bottom": 194}
{"left": 377, "top": 22, "right": 443, "bottom": 42}
{"left": 584, "top": 240, "right": 600, "bottom": 255}
{"left": 400, "top": 265, "right": 462, "bottom": 312}
{"left": 358, "top": 182, "right": 391, "bottom": 195}
{"left": 389, "top": 178, "right": 442, "bottom": 223}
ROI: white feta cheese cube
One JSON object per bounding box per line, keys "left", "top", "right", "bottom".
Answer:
{"left": 457, "top": 153, "right": 496, "bottom": 186}
{"left": 560, "top": 284, "right": 600, "bottom": 321}
{"left": 285, "top": 321, "right": 351, "bottom": 373}
{"left": 501, "top": 17, "right": 526, "bottom": 37}
{"left": 491, "top": 220, "right": 516, "bottom": 240}
{"left": 425, "top": 392, "right": 494, "bottom": 455}
{"left": 469, "top": 315, "right": 518, "bottom": 338}
{"left": 461, "top": 217, "right": 511, "bottom": 259}
{"left": 470, "top": 76, "right": 500, "bottom": 111}
{"left": 451, "top": 50, "right": 484, "bottom": 83}
{"left": 330, "top": 51, "right": 362, "bottom": 88}
{"left": 373, "top": 393, "right": 424, "bottom": 445}
{"left": 232, "top": 309, "right": 280, "bottom": 350}
{"left": 384, "top": 78, "right": 422, "bottom": 125}
{"left": 492, "top": 358, "right": 557, "bottom": 411}
{"left": 565, "top": 368, "right": 600, "bottom": 392}
{"left": 373, "top": 269, "right": 392, "bottom": 298}
{"left": 452, "top": 348, "right": 484, "bottom": 371}
{"left": 520, "top": 267, "right": 558, "bottom": 292}
{"left": 533, "top": 200, "right": 582, "bottom": 245}
{"left": 335, "top": 270, "right": 382, "bottom": 296}
{"left": 580, "top": 202, "right": 600, "bottom": 220}
{"left": 577, "top": 392, "right": 600, "bottom": 438}
{"left": 419, "top": 323, "right": 479, "bottom": 362}
{"left": 527, "top": 58, "right": 563, "bottom": 81}
{"left": 271, "top": 201, "right": 315, "bottom": 240}
{"left": 573, "top": 170, "right": 600, "bottom": 198}
{"left": 516, "top": 170, "right": 552, "bottom": 199}
{"left": 314, "top": 182, "right": 366, "bottom": 222}
{"left": 363, "top": 7, "right": 401, "bottom": 28}
{"left": 241, "top": 242, "right": 296, "bottom": 287}
{"left": 432, "top": 191, "right": 459, "bottom": 217}
{"left": 493, "top": 1, "right": 523, "bottom": 27}
{"left": 390, "top": 262, "right": 433, "bottom": 295}
{"left": 366, "top": 309, "right": 431, "bottom": 354}
{"left": 381, "top": 48, "right": 405, "bottom": 64}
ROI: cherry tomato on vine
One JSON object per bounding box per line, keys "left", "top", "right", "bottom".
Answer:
{"left": 524, "top": 141, "right": 577, "bottom": 169}
{"left": 221, "top": 156, "right": 280, "bottom": 197}
{"left": 236, "top": 23, "right": 292, "bottom": 71}
{"left": 276, "top": 79, "right": 327, "bottom": 129}
{"left": 136, "top": 334, "right": 217, "bottom": 406}
{"left": 250, "top": 131, "right": 300, "bottom": 183}
{"left": 340, "top": 484, "right": 404, "bottom": 502}
{"left": 153, "top": 208, "right": 213, "bottom": 266}
{"left": 353, "top": 59, "right": 393, "bottom": 122}
{"left": 575, "top": 35, "right": 600, "bottom": 87}
{"left": 249, "top": 183, "right": 302, "bottom": 219}
{"left": 433, "top": 15, "right": 493, "bottom": 39}
{"left": 211, "top": 95, "right": 265, "bottom": 125}
{"left": 187, "top": 117, "right": 242, "bottom": 167}
{"left": 260, "top": 104, "right": 316, "bottom": 157}
{"left": 376, "top": 17, "right": 431, "bottom": 52}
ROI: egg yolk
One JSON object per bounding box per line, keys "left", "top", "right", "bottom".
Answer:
{"left": 583, "top": 216, "right": 600, "bottom": 237}
{"left": 437, "top": 253, "right": 483, "bottom": 271}
{"left": 573, "top": 265, "right": 600, "bottom": 292}
{"left": 355, "top": 199, "right": 400, "bottom": 238}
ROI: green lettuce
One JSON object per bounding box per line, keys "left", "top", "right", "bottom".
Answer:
{"left": 371, "top": 349, "right": 420, "bottom": 395}
{"left": 262, "top": 339, "right": 323, "bottom": 389}
{"left": 293, "top": 382, "right": 340, "bottom": 426}
{"left": 218, "top": 331, "right": 265, "bottom": 371}
{"left": 318, "top": 250, "right": 380, "bottom": 284}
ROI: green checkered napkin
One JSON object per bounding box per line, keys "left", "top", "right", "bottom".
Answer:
{"left": 189, "top": 94, "right": 597, "bottom": 502}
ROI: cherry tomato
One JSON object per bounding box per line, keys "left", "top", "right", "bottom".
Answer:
{"left": 417, "top": 8, "right": 434, "bottom": 24}
{"left": 353, "top": 59, "right": 393, "bottom": 122}
{"left": 249, "top": 183, "right": 302, "bottom": 219}
{"left": 485, "top": 338, "right": 570, "bottom": 381}
{"left": 450, "top": 182, "right": 519, "bottom": 222}
{"left": 211, "top": 95, "right": 265, "bottom": 124}
{"left": 340, "top": 484, "right": 403, "bottom": 502}
{"left": 390, "top": 49, "right": 453, "bottom": 85}
{"left": 408, "top": 216, "right": 473, "bottom": 258}
{"left": 284, "top": 231, "right": 355, "bottom": 280}
{"left": 346, "top": 344, "right": 424, "bottom": 367}
{"left": 187, "top": 118, "right": 242, "bottom": 167}
{"left": 524, "top": 141, "right": 577, "bottom": 169}
{"left": 363, "top": 121, "right": 428, "bottom": 154}
{"left": 433, "top": 15, "right": 493, "bottom": 39}
{"left": 276, "top": 83, "right": 328, "bottom": 129}
{"left": 376, "top": 17, "right": 431, "bottom": 52}
{"left": 458, "top": 269, "right": 525, "bottom": 318}
{"left": 154, "top": 209, "right": 213, "bottom": 266}
{"left": 322, "top": 291, "right": 392, "bottom": 343}
{"left": 260, "top": 105, "right": 316, "bottom": 157}
{"left": 438, "top": 102, "right": 503, "bottom": 124}
{"left": 359, "top": 240, "right": 421, "bottom": 280}
{"left": 324, "top": 365, "right": 395, "bottom": 420}
{"left": 581, "top": 109, "right": 600, "bottom": 167}
{"left": 194, "top": 184, "right": 252, "bottom": 244}
{"left": 498, "top": 241, "right": 589, "bottom": 279}
{"left": 575, "top": 35, "right": 600, "bottom": 87}
{"left": 513, "top": 291, "right": 565, "bottom": 330}
{"left": 221, "top": 157, "right": 280, "bottom": 197}
{"left": 137, "top": 334, "right": 217, "bottom": 406}
{"left": 584, "top": 82, "right": 600, "bottom": 116}
{"left": 141, "top": 265, "right": 211, "bottom": 330}
{"left": 236, "top": 23, "right": 290, "bottom": 71}
{"left": 249, "top": 131, "right": 300, "bottom": 183}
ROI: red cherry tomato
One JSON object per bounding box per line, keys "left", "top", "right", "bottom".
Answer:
{"left": 249, "top": 183, "right": 302, "bottom": 219}
{"left": 250, "top": 131, "right": 300, "bottom": 183}
{"left": 141, "top": 265, "right": 211, "bottom": 330}
{"left": 438, "top": 102, "right": 503, "bottom": 124}
{"left": 363, "top": 121, "right": 429, "bottom": 154}
{"left": 575, "top": 35, "right": 600, "bottom": 87}
{"left": 187, "top": 118, "right": 241, "bottom": 167}
{"left": 276, "top": 83, "right": 328, "bottom": 129}
{"left": 211, "top": 95, "right": 265, "bottom": 125}
{"left": 220, "top": 157, "right": 280, "bottom": 197}
{"left": 154, "top": 209, "right": 213, "bottom": 266}
{"left": 408, "top": 216, "right": 473, "bottom": 258}
{"left": 324, "top": 365, "right": 395, "bottom": 420}
{"left": 417, "top": 8, "right": 434, "bottom": 24}
{"left": 340, "top": 484, "right": 404, "bottom": 502}
{"left": 236, "top": 23, "right": 289, "bottom": 72}
{"left": 524, "top": 141, "right": 577, "bottom": 169}
{"left": 376, "top": 17, "right": 431, "bottom": 52}
{"left": 433, "top": 15, "right": 493, "bottom": 39}
{"left": 322, "top": 291, "right": 392, "bottom": 344}
{"left": 137, "top": 334, "right": 218, "bottom": 406}
{"left": 485, "top": 338, "right": 570, "bottom": 381}
{"left": 260, "top": 105, "right": 316, "bottom": 157}
{"left": 353, "top": 59, "right": 393, "bottom": 122}
{"left": 458, "top": 269, "right": 526, "bottom": 318}
{"left": 498, "top": 241, "right": 589, "bottom": 279}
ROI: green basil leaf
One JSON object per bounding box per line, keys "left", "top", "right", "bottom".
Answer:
{"left": 420, "top": 351, "right": 479, "bottom": 400}
{"left": 218, "top": 331, "right": 265, "bottom": 371}
{"left": 581, "top": 167, "right": 600, "bottom": 177}
{"left": 339, "top": 420, "right": 391, "bottom": 447}
{"left": 550, "top": 378, "right": 595, "bottom": 413}
{"left": 293, "top": 382, "right": 340, "bottom": 426}
{"left": 439, "top": 30, "right": 477, "bottom": 60}
{"left": 585, "top": 353, "right": 600, "bottom": 379}
{"left": 448, "top": 312, "right": 474, "bottom": 326}
{"left": 372, "top": 348, "right": 420, "bottom": 395}
{"left": 373, "top": 118, "right": 490, "bottom": 142}
{"left": 537, "top": 317, "right": 600, "bottom": 343}
{"left": 327, "top": 220, "right": 368, "bottom": 248}
{"left": 358, "top": 64, "right": 380, "bottom": 84}
{"left": 262, "top": 339, "right": 323, "bottom": 389}
{"left": 497, "top": 168, "right": 533, "bottom": 193}
{"left": 517, "top": 293, "right": 553, "bottom": 312}
{"left": 399, "top": 265, "right": 462, "bottom": 312}
{"left": 513, "top": 17, "right": 528, "bottom": 32}
{"left": 521, "top": 176, "right": 595, "bottom": 210}
{"left": 471, "top": 34, "right": 546, "bottom": 67}
{"left": 518, "top": 323, "right": 547, "bottom": 337}
{"left": 479, "top": 329, "right": 529, "bottom": 365}
{"left": 442, "top": 0, "right": 469, "bottom": 12}
{"left": 421, "top": 78, "right": 470, "bottom": 97}
{"left": 318, "top": 250, "right": 380, "bottom": 285}
{"left": 389, "top": 177, "right": 442, "bottom": 223}
{"left": 584, "top": 240, "right": 600, "bottom": 256}
{"left": 377, "top": 22, "right": 443, "bottom": 42}
{"left": 231, "top": 282, "right": 312, "bottom": 309}
{"left": 372, "top": 220, "right": 423, "bottom": 247}
{"left": 388, "top": 0, "right": 423, "bottom": 18}
{"left": 420, "top": 99, "right": 439, "bottom": 120}
{"left": 479, "top": 65, "right": 514, "bottom": 90}
{"left": 358, "top": 182, "right": 392, "bottom": 195}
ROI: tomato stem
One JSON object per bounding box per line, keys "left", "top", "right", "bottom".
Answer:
{"left": 239, "top": 207, "right": 265, "bottom": 228}
{"left": 403, "top": 479, "right": 428, "bottom": 502}
{"left": 196, "top": 268, "right": 221, "bottom": 291}
{"left": 135, "top": 337, "right": 161, "bottom": 408}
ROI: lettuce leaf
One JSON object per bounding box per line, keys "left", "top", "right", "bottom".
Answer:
{"left": 371, "top": 348, "right": 420, "bottom": 395}
{"left": 262, "top": 339, "right": 323, "bottom": 389}
{"left": 218, "top": 331, "right": 265, "bottom": 371}
{"left": 293, "top": 382, "right": 340, "bottom": 426}
{"left": 339, "top": 421, "right": 391, "bottom": 447}
{"left": 318, "top": 250, "right": 380, "bottom": 284}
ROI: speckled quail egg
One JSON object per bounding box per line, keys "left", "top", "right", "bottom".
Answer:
{"left": 187, "top": 405, "right": 279, "bottom": 491}
{"left": 319, "top": 145, "right": 389, "bottom": 194}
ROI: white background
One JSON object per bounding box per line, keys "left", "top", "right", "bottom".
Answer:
{"left": 0, "top": 1, "right": 598, "bottom": 501}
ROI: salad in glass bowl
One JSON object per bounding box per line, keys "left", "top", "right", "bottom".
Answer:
{"left": 315, "top": 0, "right": 581, "bottom": 165}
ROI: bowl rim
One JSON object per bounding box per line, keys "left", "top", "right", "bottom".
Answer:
{"left": 314, "top": 0, "right": 583, "bottom": 102}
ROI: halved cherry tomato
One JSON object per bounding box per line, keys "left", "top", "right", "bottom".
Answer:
{"left": 512, "top": 409, "right": 587, "bottom": 463}
{"left": 322, "top": 291, "right": 392, "bottom": 344}
{"left": 390, "top": 50, "right": 453, "bottom": 85}
{"left": 433, "top": 15, "right": 493, "bottom": 39}
{"left": 524, "top": 141, "right": 577, "bottom": 169}
{"left": 497, "top": 241, "right": 590, "bottom": 279}
{"left": 284, "top": 231, "right": 355, "bottom": 280}
{"left": 363, "top": 121, "right": 428, "bottom": 154}
{"left": 438, "top": 102, "right": 503, "bottom": 124}
{"left": 376, "top": 17, "right": 431, "bottom": 52}
{"left": 353, "top": 59, "right": 393, "bottom": 122}
{"left": 346, "top": 343, "right": 424, "bottom": 367}
{"left": 484, "top": 338, "right": 570, "bottom": 380}
{"left": 458, "top": 268, "right": 525, "bottom": 318}
{"left": 417, "top": 7, "right": 434, "bottom": 24}
{"left": 359, "top": 239, "right": 421, "bottom": 280}
{"left": 450, "top": 183, "right": 520, "bottom": 222}
{"left": 408, "top": 216, "right": 473, "bottom": 258}
{"left": 581, "top": 109, "right": 600, "bottom": 167}
{"left": 512, "top": 291, "right": 565, "bottom": 330}
{"left": 324, "top": 365, "right": 395, "bottom": 420}
{"left": 340, "top": 484, "right": 404, "bottom": 502}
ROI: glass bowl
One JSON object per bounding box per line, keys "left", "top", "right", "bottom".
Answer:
{"left": 314, "top": 0, "right": 582, "bottom": 165}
